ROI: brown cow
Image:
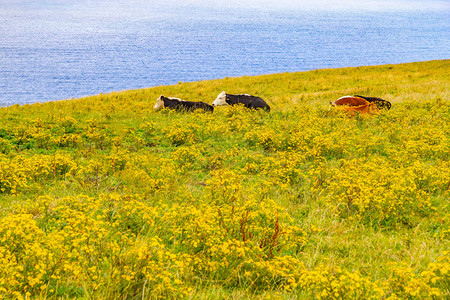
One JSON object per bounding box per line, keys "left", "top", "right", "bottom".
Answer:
{"left": 330, "top": 95, "right": 391, "bottom": 111}
{"left": 329, "top": 95, "right": 380, "bottom": 116}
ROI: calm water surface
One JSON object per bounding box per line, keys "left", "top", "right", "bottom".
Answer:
{"left": 0, "top": 1, "right": 449, "bottom": 105}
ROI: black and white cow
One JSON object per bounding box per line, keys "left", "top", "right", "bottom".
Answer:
{"left": 212, "top": 91, "right": 270, "bottom": 111}
{"left": 154, "top": 95, "right": 214, "bottom": 112}
{"left": 354, "top": 95, "right": 391, "bottom": 110}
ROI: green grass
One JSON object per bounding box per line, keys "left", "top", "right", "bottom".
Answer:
{"left": 0, "top": 60, "right": 449, "bottom": 299}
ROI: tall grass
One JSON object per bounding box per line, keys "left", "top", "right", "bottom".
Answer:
{"left": 0, "top": 60, "right": 449, "bottom": 299}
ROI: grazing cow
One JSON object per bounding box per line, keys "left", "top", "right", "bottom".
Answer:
{"left": 355, "top": 95, "right": 391, "bottom": 110}
{"left": 154, "top": 95, "right": 214, "bottom": 112}
{"left": 212, "top": 91, "right": 270, "bottom": 111}
{"left": 329, "top": 95, "right": 380, "bottom": 116}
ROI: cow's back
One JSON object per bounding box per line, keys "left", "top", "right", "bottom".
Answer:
{"left": 355, "top": 95, "right": 391, "bottom": 110}
{"left": 229, "top": 94, "right": 270, "bottom": 111}
{"left": 191, "top": 101, "right": 214, "bottom": 112}
{"left": 175, "top": 99, "right": 214, "bottom": 112}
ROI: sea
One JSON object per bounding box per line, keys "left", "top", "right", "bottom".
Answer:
{"left": 1, "top": 0, "right": 449, "bottom": 106}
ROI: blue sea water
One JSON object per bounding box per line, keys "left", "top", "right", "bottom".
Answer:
{"left": 0, "top": 1, "right": 449, "bottom": 106}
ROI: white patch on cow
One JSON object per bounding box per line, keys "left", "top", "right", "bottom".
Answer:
{"left": 330, "top": 95, "right": 352, "bottom": 107}
{"left": 212, "top": 91, "right": 228, "bottom": 107}
{"left": 154, "top": 95, "right": 165, "bottom": 111}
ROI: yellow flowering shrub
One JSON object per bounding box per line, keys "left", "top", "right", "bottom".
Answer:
{"left": 164, "top": 122, "right": 198, "bottom": 146}
{"left": 0, "top": 153, "right": 75, "bottom": 194}
{"left": 260, "top": 152, "right": 308, "bottom": 185}
{"left": 0, "top": 137, "right": 13, "bottom": 154}
{"left": 0, "top": 193, "right": 306, "bottom": 298}
{"left": 52, "top": 133, "right": 83, "bottom": 148}
{"left": 0, "top": 214, "right": 51, "bottom": 297}
{"left": 82, "top": 119, "right": 112, "bottom": 149}
{"left": 0, "top": 156, "right": 29, "bottom": 194}
{"left": 58, "top": 116, "right": 79, "bottom": 134}
{"left": 385, "top": 254, "right": 449, "bottom": 298}
{"left": 298, "top": 264, "right": 385, "bottom": 299}
{"left": 107, "top": 147, "right": 129, "bottom": 172}
{"left": 244, "top": 129, "right": 280, "bottom": 151}
{"left": 1, "top": 195, "right": 192, "bottom": 298}
{"left": 170, "top": 144, "right": 207, "bottom": 171}
{"left": 308, "top": 156, "right": 445, "bottom": 226}
{"left": 26, "top": 153, "right": 76, "bottom": 180}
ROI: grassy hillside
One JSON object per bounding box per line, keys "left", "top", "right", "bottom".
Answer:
{"left": 0, "top": 60, "right": 449, "bottom": 299}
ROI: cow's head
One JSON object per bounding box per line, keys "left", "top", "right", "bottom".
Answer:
{"left": 154, "top": 95, "right": 165, "bottom": 111}
{"left": 212, "top": 91, "right": 228, "bottom": 107}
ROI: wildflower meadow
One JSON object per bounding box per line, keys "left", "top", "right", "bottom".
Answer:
{"left": 0, "top": 60, "right": 449, "bottom": 299}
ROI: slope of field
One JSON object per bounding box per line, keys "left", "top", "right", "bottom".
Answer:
{"left": 0, "top": 60, "right": 449, "bottom": 299}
